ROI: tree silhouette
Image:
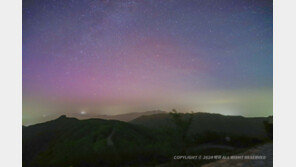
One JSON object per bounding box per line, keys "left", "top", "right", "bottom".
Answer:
{"left": 263, "top": 116, "right": 273, "bottom": 140}
{"left": 169, "top": 109, "right": 193, "bottom": 144}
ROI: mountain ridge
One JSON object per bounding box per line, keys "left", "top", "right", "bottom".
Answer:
{"left": 23, "top": 110, "right": 166, "bottom": 126}
{"left": 23, "top": 112, "right": 271, "bottom": 166}
{"left": 130, "top": 112, "right": 269, "bottom": 138}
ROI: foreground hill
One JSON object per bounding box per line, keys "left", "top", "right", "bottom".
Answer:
{"left": 23, "top": 113, "right": 271, "bottom": 167}
{"left": 23, "top": 115, "right": 174, "bottom": 167}
{"left": 131, "top": 112, "right": 269, "bottom": 138}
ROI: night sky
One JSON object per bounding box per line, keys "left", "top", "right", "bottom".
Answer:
{"left": 23, "top": 0, "right": 273, "bottom": 125}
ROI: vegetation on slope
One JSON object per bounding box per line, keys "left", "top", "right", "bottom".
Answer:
{"left": 23, "top": 111, "right": 271, "bottom": 167}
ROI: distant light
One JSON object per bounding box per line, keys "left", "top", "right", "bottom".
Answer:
{"left": 80, "top": 110, "right": 86, "bottom": 115}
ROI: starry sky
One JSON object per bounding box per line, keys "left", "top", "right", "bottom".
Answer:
{"left": 23, "top": 0, "right": 273, "bottom": 125}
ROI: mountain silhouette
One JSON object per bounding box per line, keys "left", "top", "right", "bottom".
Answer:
{"left": 131, "top": 112, "right": 268, "bottom": 138}
{"left": 23, "top": 112, "right": 270, "bottom": 167}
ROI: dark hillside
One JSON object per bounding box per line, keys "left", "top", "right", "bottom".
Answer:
{"left": 131, "top": 113, "right": 268, "bottom": 138}
{"left": 23, "top": 115, "right": 173, "bottom": 167}
{"left": 23, "top": 113, "right": 270, "bottom": 167}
